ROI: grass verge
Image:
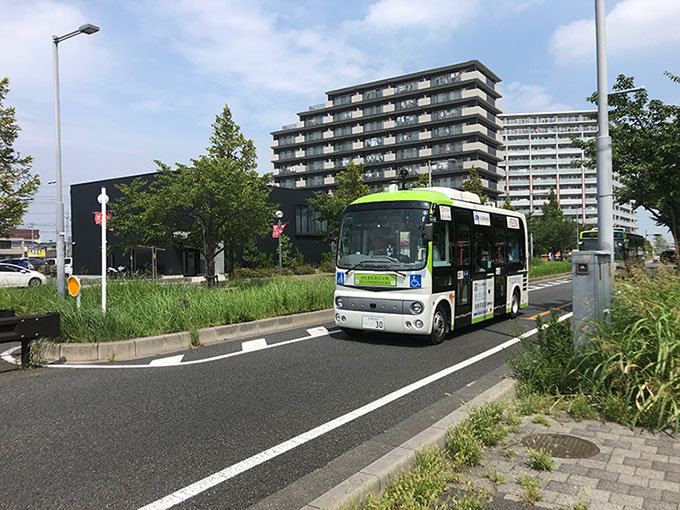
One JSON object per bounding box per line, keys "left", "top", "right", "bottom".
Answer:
{"left": 528, "top": 258, "right": 571, "bottom": 279}
{"left": 508, "top": 267, "right": 680, "bottom": 431}
{"left": 0, "top": 276, "right": 334, "bottom": 343}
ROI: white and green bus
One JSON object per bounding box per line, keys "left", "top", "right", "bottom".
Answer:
{"left": 334, "top": 187, "right": 529, "bottom": 344}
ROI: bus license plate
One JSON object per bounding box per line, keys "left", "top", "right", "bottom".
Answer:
{"left": 362, "top": 316, "right": 384, "bottom": 330}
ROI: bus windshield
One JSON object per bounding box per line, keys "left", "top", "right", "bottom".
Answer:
{"left": 337, "top": 208, "right": 429, "bottom": 271}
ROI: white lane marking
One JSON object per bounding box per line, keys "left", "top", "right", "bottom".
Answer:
{"left": 465, "top": 381, "right": 476, "bottom": 387}
{"left": 241, "top": 338, "right": 267, "bottom": 352}
{"left": 307, "top": 326, "right": 329, "bottom": 337}
{"left": 137, "top": 312, "right": 574, "bottom": 510}
{"left": 149, "top": 355, "right": 185, "bottom": 366}
{"left": 44, "top": 328, "right": 326, "bottom": 369}
{"left": 1, "top": 345, "right": 20, "bottom": 365}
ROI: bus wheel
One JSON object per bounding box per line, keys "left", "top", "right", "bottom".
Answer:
{"left": 341, "top": 327, "right": 364, "bottom": 337}
{"left": 427, "top": 305, "right": 448, "bottom": 345}
{"left": 510, "top": 290, "right": 520, "bottom": 318}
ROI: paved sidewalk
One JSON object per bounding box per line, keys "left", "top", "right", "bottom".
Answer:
{"left": 453, "top": 413, "right": 680, "bottom": 509}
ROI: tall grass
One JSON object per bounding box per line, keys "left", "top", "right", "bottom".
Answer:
{"left": 528, "top": 258, "right": 572, "bottom": 278}
{"left": 0, "top": 277, "right": 335, "bottom": 343}
{"left": 509, "top": 267, "right": 680, "bottom": 431}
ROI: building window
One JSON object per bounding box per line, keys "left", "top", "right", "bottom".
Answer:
{"left": 305, "top": 131, "right": 322, "bottom": 141}
{"left": 305, "top": 116, "right": 322, "bottom": 127}
{"left": 333, "top": 95, "right": 351, "bottom": 106}
{"left": 306, "top": 145, "right": 324, "bottom": 156}
{"left": 334, "top": 126, "right": 352, "bottom": 137}
{"left": 396, "top": 114, "right": 417, "bottom": 126}
{"left": 432, "top": 91, "right": 461, "bottom": 104}
{"left": 364, "top": 136, "right": 385, "bottom": 148}
{"left": 365, "top": 152, "right": 385, "bottom": 163}
{"left": 363, "top": 88, "right": 382, "bottom": 100}
{"left": 295, "top": 205, "right": 325, "bottom": 235}
{"left": 395, "top": 98, "right": 417, "bottom": 110}
{"left": 432, "top": 72, "right": 461, "bottom": 87}
{"left": 363, "top": 104, "right": 383, "bottom": 116}
{"left": 433, "top": 108, "right": 459, "bottom": 120}
{"left": 364, "top": 120, "right": 384, "bottom": 132}
{"left": 396, "top": 148, "right": 418, "bottom": 160}
{"left": 432, "top": 125, "right": 461, "bottom": 138}
{"left": 394, "top": 81, "right": 417, "bottom": 94}
{"left": 397, "top": 130, "right": 419, "bottom": 142}
{"left": 334, "top": 110, "right": 353, "bottom": 122}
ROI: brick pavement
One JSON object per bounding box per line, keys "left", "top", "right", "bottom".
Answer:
{"left": 446, "top": 413, "right": 680, "bottom": 509}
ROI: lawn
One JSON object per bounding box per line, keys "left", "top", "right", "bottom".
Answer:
{"left": 528, "top": 258, "right": 571, "bottom": 278}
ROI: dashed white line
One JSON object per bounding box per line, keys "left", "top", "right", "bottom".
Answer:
{"left": 148, "top": 355, "right": 185, "bottom": 366}
{"left": 137, "top": 312, "right": 574, "bottom": 510}
{"left": 241, "top": 338, "right": 267, "bottom": 352}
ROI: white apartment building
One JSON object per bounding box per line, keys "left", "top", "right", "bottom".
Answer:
{"left": 499, "top": 110, "right": 637, "bottom": 232}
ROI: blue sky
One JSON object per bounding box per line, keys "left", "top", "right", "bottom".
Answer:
{"left": 2, "top": 0, "right": 679, "bottom": 242}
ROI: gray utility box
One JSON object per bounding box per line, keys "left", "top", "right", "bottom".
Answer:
{"left": 572, "top": 251, "right": 611, "bottom": 349}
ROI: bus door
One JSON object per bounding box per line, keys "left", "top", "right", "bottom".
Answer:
{"left": 471, "top": 211, "right": 494, "bottom": 324}
{"left": 453, "top": 209, "right": 473, "bottom": 327}
{"left": 492, "top": 215, "right": 507, "bottom": 317}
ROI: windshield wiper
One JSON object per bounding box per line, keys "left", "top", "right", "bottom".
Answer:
{"left": 347, "top": 260, "right": 372, "bottom": 274}
{"left": 346, "top": 258, "right": 406, "bottom": 277}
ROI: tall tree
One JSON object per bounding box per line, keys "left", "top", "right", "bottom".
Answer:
{"left": 462, "top": 167, "right": 488, "bottom": 204}
{"left": 111, "top": 105, "right": 275, "bottom": 281}
{"left": 308, "top": 161, "right": 369, "bottom": 252}
{"left": 572, "top": 73, "right": 680, "bottom": 255}
{"left": 501, "top": 195, "right": 516, "bottom": 211}
{"left": 411, "top": 171, "right": 430, "bottom": 188}
{"left": 531, "top": 189, "right": 578, "bottom": 257}
{"left": 0, "top": 77, "right": 39, "bottom": 236}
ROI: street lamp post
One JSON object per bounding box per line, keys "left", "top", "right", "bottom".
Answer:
{"left": 275, "top": 210, "right": 284, "bottom": 276}
{"left": 53, "top": 23, "right": 99, "bottom": 297}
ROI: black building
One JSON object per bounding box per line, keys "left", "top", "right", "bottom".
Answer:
{"left": 71, "top": 173, "right": 329, "bottom": 276}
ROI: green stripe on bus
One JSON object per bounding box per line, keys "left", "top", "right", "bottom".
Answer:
{"left": 471, "top": 313, "right": 494, "bottom": 324}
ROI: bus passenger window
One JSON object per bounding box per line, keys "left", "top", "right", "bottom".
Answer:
{"left": 433, "top": 222, "right": 450, "bottom": 267}
{"left": 507, "top": 230, "right": 521, "bottom": 262}
{"left": 474, "top": 229, "right": 492, "bottom": 273}
{"left": 455, "top": 222, "right": 470, "bottom": 266}
{"left": 494, "top": 226, "right": 506, "bottom": 263}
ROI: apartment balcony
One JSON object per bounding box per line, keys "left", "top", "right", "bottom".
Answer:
{"left": 323, "top": 161, "right": 334, "bottom": 170}
{"left": 324, "top": 176, "right": 335, "bottom": 185}
{"left": 294, "top": 134, "right": 304, "bottom": 143}
{"left": 418, "top": 79, "right": 431, "bottom": 89}
{"left": 295, "top": 149, "right": 305, "bottom": 158}
{"left": 463, "top": 123, "right": 487, "bottom": 135}
{"left": 417, "top": 148, "right": 431, "bottom": 157}
{"left": 462, "top": 141, "right": 489, "bottom": 152}
{"left": 323, "top": 145, "right": 333, "bottom": 155}
{"left": 353, "top": 110, "right": 362, "bottom": 119}
{"left": 384, "top": 169, "right": 396, "bottom": 178}
{"left": 272, "top": 168, "right": 279, "bottom": 176}
{"left": 271, "top": 154, "right": 279, "bottom": 162}
{"left": 352, "top": 141, "right": 362, "bottom": 150}
{"left": 384, "top": 119, "right": 396, "bottom": 129}
{"left": 322, "top": 114, "right": 333, "bottom": 124}
{"left": 384, "top": 136, "right": 396, "bottom": 145}
{"left": 382, "top": 87, "right": 394, "bottom": 97}
{"left": 351, "top": 93, "right": 362, "bottom": 103}
{"left": 353, "top": 157, "right": 364, "bottom": 165}
{"left": 463, "top": 160, "right": 490, "bottom": 172}
{"left": 461, "top": 89, "right": 485, "bottom": 100}
{"left": 418, "top": 97, "right": 431, "bottom": 107}
{"left": 418, "top": 113, "right": 431, "bottom": 123}
{"left": 384, "top": 153, "right": 396, "bottom": 162}
{"left": 323, "top": 130, "right": 333, "bottom": 139}
{"left": 271, "top": 139, "right": 279, "bottom": 148}
{"left": 296, "top": 165, "right": 307, "bottom": 173}
{"left": 295, "top": 180, "right": 306, "bottom": 188}
{"left": 383, "top": 103, "right": 395, "bottom": 113}
{"left": 419, "top": 131, "right": 432, "bottom": 140}
{"left": 352, "top": 125, "right": 363, "bottom": 135}
{"left": 461, "top": 106, "right": 486, "bottom": 117}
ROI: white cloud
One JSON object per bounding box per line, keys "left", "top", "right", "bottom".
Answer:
{"left": 502, "top": 82, "right": 572, "bottom": 113}
{"left": 550, "top": 0, "right": 680, "bottom": 64}
{"left": 0, "top": 0, "right": 111, "bottom": 95}
{"left": 359, "top": 0, "right": 480, "bottom": 31}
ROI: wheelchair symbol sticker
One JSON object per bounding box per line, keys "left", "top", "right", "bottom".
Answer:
{"left": 336, "top": 272, "right": 345, "bottom": 285}
{"left": 409, "top": 274, "right": 422, "bottom": 288}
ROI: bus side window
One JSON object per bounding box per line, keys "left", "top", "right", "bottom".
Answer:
{"left": 455, "top": 220, "right": 470, "bottom": 266}
{"left": 508, "top": 229, "right": 521, "bottom": 263}
{"left": 433, "top": 222, "right": 450, "bottom": 267}
{"left": 474, "top": 227, "right": 492, "bottom": 273}
{"left": 494, "top": 223, "right": 506, "bottom": 263}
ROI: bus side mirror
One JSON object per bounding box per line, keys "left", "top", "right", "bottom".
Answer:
{"left": 423, "top": 223, "right": 433, "bottom": 242}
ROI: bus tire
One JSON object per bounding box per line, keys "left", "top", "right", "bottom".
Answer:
{"left": 510, "top": 290, "right": 521, "bottom": 318}
{"left": 427, "top": 305, "right": 448, "bottom": 345}
{"left": 341, "top": 327, "right": 364, "bottom": 337}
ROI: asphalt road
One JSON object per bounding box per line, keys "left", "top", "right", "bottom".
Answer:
{"left": 0, "top": 279, "right": 573, "bottom": 510}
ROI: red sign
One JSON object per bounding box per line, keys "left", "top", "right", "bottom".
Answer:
{"left": 94, "top": 211, "right": 113, "bottom": 231}
{"left": 272, "top": 223, "right": 288, "bottom": 238}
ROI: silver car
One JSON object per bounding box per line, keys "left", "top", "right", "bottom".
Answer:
{"left": 0, "top": 263, "right": 47, "bottom": 287}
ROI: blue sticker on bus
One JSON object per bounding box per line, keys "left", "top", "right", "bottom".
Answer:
{"left": 336, "top": 272, "right": 345, "bottom": 285}
{"left": 409, "top": 274, "right": 422, "bottom": 288}
{"left": 463, "top": 270, "right": 469, "bottom": 277}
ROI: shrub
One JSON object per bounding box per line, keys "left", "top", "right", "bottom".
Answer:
{"left": 446, "top": 421, "right": 483, "bottom": 469}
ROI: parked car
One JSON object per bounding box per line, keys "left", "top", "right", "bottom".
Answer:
{"left": 0, "top": 263, "right": 46, "bottom": 287}
{"left": 46, "top": 257, "right": 73, "bottom": 275}
{"left": 28, "top": 257, "right": 48, "bottom": 268}
{"left": 0, "top": 258, "right": 34, "bottom": 270}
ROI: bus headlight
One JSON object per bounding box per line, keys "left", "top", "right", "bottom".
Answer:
{"left": 409, "top": 301, "right": 424, "bottom": 315}
{"left": 335, "top": 297, "right": 344, "bottom": 308}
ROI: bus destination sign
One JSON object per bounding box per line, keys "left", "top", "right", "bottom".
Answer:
{"left": 354, "top": 273, "right": 397, "bottom": 287}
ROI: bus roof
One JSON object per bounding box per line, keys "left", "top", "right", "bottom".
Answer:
{"left": 349, "top": 187, "right": 525, "bottom": 218}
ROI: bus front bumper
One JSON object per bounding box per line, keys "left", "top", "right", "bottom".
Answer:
{"left": 334, "top": 307, "right": 432, "bottom": 335}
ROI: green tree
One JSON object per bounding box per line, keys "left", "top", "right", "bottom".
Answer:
{"left": 572, "top": 73, "right": 680, "bottom": 255}
{"left": 111, "top": 105, "right": 275, "bottom": 281}
{"left": 308, "top": 161, "right": 370, "bottom": 251}
{"left": 0, "top": 77, "right": 39, "bottom": 236}
{"left": 531, "top": 189, "right": 578, "bottom": 257}
{"left": 411, "top": 171, "right": 430, "bottom": 188}
{"left": 501, "top": 195, "right": 516, "bottom": 211}
{"left": 462, "top": 167, "right": 488, "bottom": 204}
{"left": 653, "top": 233, "right": 669, "bottom": 253}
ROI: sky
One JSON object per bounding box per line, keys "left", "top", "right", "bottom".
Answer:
{"left": 2, "top": 0, "right": 679, "bottom": 243}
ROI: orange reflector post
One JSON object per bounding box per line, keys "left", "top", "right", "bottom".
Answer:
{"left": 67, "top": 276, "right": 81, "bottom": 297}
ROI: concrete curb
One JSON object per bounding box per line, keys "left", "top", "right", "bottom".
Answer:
{"left": 300, "top": 378, "right": 516, "bottom": 510}
{"left": 41, "top": 309, "right": 334, "bottom": 363}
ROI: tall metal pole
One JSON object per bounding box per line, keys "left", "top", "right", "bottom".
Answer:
{"left": 428, "top": 160, "right": 432, "bottom": 187}
{"left": 53, "top": 37, "right": 66, "bottom": 297}
{"left": 98, "top": 187, "right": 108, "bottom": 312}
{"left": 595, "top": 0, "right": 613, "bottom": 262}
{"left": 277, "top": 218, "right": 283, "bottom": 276}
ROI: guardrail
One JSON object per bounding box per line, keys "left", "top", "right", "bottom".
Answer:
{"left": 0, "top": 310, "right": 60, "bottom": 366}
